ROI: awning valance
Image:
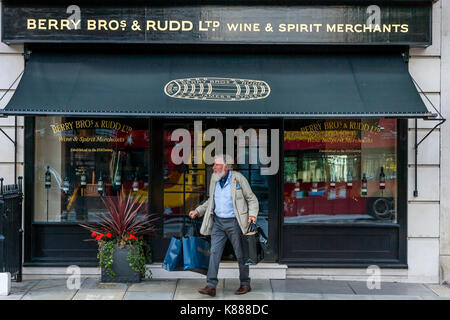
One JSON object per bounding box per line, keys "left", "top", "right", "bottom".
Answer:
{"left": 1, "top": 52, "right": 432, "bottom": 118}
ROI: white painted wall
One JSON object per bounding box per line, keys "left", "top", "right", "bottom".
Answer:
{"left": 439, "top": 0, "right": 450, "bottom": 284}
{"left": 0, "top": 1, "right": 445, "bottom": 283}
{"left": 0, "top": 0, "right": 24, "bottom": 185}
{"left": 400, "top": 0, "right": 441, "bottom": 283}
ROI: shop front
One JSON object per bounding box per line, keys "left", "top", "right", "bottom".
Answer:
{"left": 0, "top": 1, "right": 434, "bottom": 272}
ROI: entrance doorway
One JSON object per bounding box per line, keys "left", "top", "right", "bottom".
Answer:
{"left": 150, "top": 118, "right": 280, "bottom": 262}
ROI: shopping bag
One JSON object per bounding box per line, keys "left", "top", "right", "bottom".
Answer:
{"left": 162, "top": 236, "right": 184, "bottom": 271}
{"left": 183, "top": 219, "right": 211, "bottom": 275}
{"left": 242, "top": 223, "right": 268, "bottom": 266}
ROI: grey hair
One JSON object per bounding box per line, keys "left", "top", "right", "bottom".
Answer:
{"left": 214, "top": 154, "right": 234, "bottom": 168}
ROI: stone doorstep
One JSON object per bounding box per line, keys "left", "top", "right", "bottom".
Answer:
{"left": 22, "top": 262, "right": 288, "bottom": 280}
{"left": 22, "top": 265, "right": 429, "bottom": 283}
{"left": 285, "top": 268, "right": 441, "bottom": 284}
{"left": 22, "top": 264, "right": 439, "bottom": 284}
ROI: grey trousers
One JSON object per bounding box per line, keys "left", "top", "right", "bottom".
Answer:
{"left": 207, "top": 216, "right": 250, "bottom": 288}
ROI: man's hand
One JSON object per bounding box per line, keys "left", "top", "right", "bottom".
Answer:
{"left": 248, "top": 216, "right": 257, "bottom": 224}
{"left": 189, "top": 209, "right": 199, "bottom": 219}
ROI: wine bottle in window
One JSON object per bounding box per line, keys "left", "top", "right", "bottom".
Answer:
{"left": 329, "top": 177, "right": 336, "bottom": 200}
{"left": 361, "top": 173, "right": 368, "bottom": 196}
{"left": 330, "top": 178, "right": 336, "bottom": 189}
{"left": 45, "top": 166, "right": 51, "bottom": 189}
{"left": 98, "top": 175, "right": 104, "bottom": 195}
{"left": 379, "top": 167, "right": 386, "bottom": 190}
{"left": 311, "top": 177, "right": 318, "bottom": 194}
{"left": 132, "top": 173, "right": 139, "bottom": 192}
{"left": 80, "top": 171, "right": 87, "bottom": 189}
{"left": 63, "top": 177, "right": 70, "bottom": 194}
{"left": 293, "top": 181, "right": 301, "bottom": 199}
{"left": 346, "top": 170, "right": 353, "bottom": 189}
{"left": 115, "top": 172, "right": 122, "bottom": 188}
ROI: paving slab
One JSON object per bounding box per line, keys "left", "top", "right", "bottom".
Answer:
{"left": 271, "top": 279, "right": 354, "bottom": 295}
{"left": 10, "top": 279, "right": 41, "bottom": 292}
{"left": 7, "top": 278, "right": 450, "bottom": 300}
{"left": 174, "top": 279, "right": 225, "bottom": 300}
{"left": 347, "top": 281, "right": 437, "bottom": 297}
{"left": 128, "top": 279, "right": 177, "bottom": 292}
{"left": 0, "top": 294, "right": 23, "bottom": 300}
{"left": 223, "top": 279, "right": 272, "bottom": 300}
{"left": 21, "top": 278, "right": 79, "bottom": 300}
{"left": 365, "top": 295, "right": 423, "bottom": 300}
{"left": 426, "top": 284, "right": 450, "bottom": 297}
{"left": 31, "top": 278, "right": 71, "bottom": 291}
{"left": 0, "top": 279, "right": 41, "bottom": 300}
{"left": 124, "top": 291, "right": 174, "bottom": 300}
{"left": 273, "top": 292, "right": 325, "bottom": 300}
{"left": 22, "top": 289, "right": 77, "bottom": 300}
{"left": 80, "top": 277, "right": 129, "bottom": 290}
{"left": 321, "top": 294, "right": 371, "bottom": 300}
{"left": 420, "top": 296, "right": 450, "bottom": 300}
{"left": 73, "top": 289, "right": 126, "bottom": 300}
{"left": 322, "top": 294, "right": 422, "bottom": 300}
{"left": 126, "top": 280, "right": 177, "bottom": 299}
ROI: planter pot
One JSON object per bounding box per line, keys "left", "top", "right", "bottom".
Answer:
{"left": 101, "top": 244, "right": 141, "bottom": 283}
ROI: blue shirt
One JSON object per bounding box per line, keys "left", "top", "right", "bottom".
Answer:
{"left": 214, "top": 171, "right": 235, "bottom": 218}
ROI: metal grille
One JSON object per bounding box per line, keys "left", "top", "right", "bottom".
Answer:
{"left": 0, "top": 177, "right": 23, "bottom": 282}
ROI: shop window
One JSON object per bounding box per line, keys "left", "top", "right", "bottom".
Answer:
{"left": 235, "top": 141, "right": 270, "bottom": 237}
{"left": 283, "top": 119, "right": 397, "bottom": 224}
{"left": 34, "top": 117, "right": 150, "bottom": 222}
{"left": 162, "top": 122, "right": 270, "bottom": 239}
{"left": 163, "top": 123, "right": 207, "bottom": 238}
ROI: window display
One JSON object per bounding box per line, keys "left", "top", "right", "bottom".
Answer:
{"left": 163, "top": 123, "right": 208, "bottom": 238}
{"left": 283, "top": 119, "right": 397, "bottom": 223}
{"left": 163, "top": 122, "right": 271, "bottom": 239}
{"left": 34, "top": 117, "right": 150, "bottom": 222}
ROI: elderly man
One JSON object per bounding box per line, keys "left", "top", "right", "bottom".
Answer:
{"left": 189, "top": 154, "right": 259, "bottom": 297}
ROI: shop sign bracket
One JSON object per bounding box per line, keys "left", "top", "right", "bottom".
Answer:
{"left": 410, "top": 76, "right": 446, "bottom": 197}
{"left": 0, "top": 68, "right": 24, "bottom": 185}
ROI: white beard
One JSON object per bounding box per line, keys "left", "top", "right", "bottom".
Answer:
{"left": 212, "top": 169, "right": 226, "bottom": 181}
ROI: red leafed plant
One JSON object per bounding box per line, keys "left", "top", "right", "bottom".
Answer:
{"left": 80, "top": 187, "right": 159, "bottom": 279}
{"left": 80, "top": 187, "right": 158, "bottom": 247}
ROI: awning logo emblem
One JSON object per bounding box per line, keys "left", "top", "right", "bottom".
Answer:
{"left": 164, "top": 77, "right": 270, "bottom": 101}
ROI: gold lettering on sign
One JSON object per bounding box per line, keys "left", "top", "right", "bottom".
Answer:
{"left": 51, "top": 120, "right": 133, "bottom": 134}
{"left": 325, "top": 23, "right": 409, "bottom": 33}
{"left": 27, "top": 18, "right": 81, "bottom": 30}
{"left": 146, "top": 20, "right": 193, "bottom": 31}
{"left": 27, "top": 19, "right": 36, "bottom": 30}
{"left": 24, "top": 17, "right": 411, "bottom": 35}
{"left": 227, "top": 23, "right": 261, "bottom": 32}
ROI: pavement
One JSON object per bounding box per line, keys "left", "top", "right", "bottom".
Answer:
{"left": 1, "top": 278, "right": 450, "bottom": 300}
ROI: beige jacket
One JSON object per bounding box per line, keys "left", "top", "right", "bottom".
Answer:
{"left": 195, "top": 170, "right": 259, "bottom": 236}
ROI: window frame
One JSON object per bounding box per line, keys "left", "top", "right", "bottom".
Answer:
{"left": 278, "top": 118, "right": 408, "bottom": 267}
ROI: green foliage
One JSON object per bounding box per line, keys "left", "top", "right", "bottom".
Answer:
{"left": 127, "top": 238, "right": 153, "bottom": 279}
{"left": 97, "top": 237, "right": 153, "bottom": 279}
{"left": 98, "top": 240, "right": 116, "bottom": 278}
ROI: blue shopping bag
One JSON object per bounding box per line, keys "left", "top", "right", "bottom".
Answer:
{"left": 162, "top": 236, "right": 184, "bottom": 271}
{"left": 182, "top": 235, "right": 211, "bottom": 275}
{"left": 182, "top": 218, "right": 210, "bottom": 275}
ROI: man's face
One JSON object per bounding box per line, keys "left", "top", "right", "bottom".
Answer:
{"left": 213, "top": 158, "right": 229, "bottom": 178}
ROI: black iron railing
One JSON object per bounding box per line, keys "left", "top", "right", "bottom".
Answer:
{"left": 0, "top": 177, "right": 23, "bottom": 282}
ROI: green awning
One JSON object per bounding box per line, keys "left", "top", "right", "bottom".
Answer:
{"left": 1, "top": 52, "right": 432, "bottom": 118}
